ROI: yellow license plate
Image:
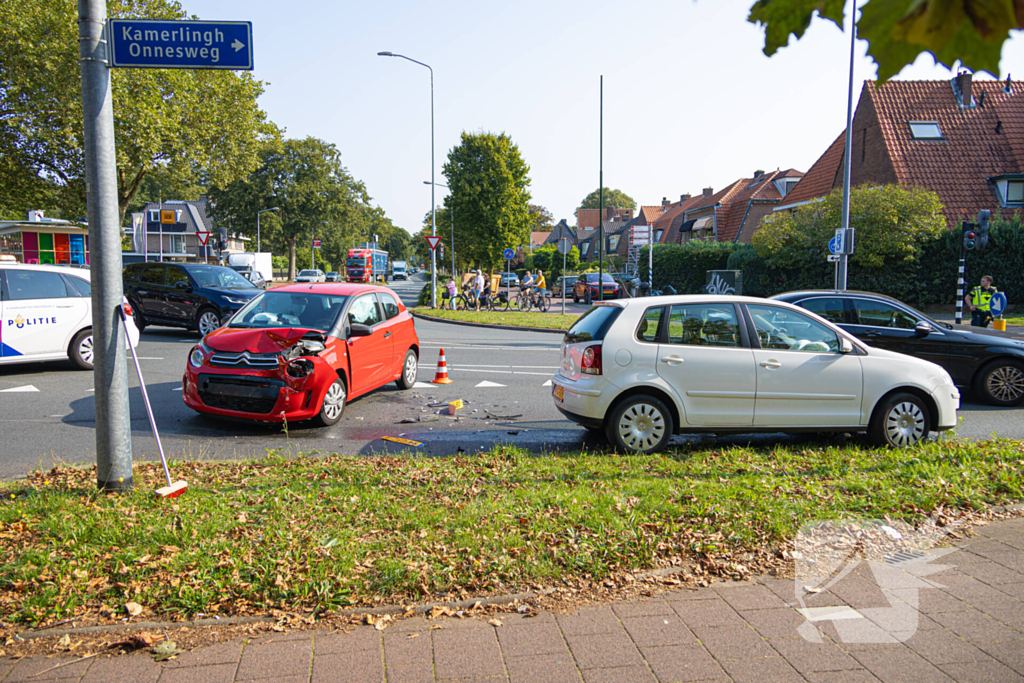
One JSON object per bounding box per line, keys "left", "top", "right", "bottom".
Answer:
{"left": 553, "top": 384, "right": 564, "bottom": 401}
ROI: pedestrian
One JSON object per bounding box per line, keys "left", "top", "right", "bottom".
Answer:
{"left": 473, "top": 269, "right": 485, "bottom": 311}
{"left": 966, "top": 275, "right": 998, "bottom": 328}
{"left": 443, "top": 276, "right": 457, "bottom": 309}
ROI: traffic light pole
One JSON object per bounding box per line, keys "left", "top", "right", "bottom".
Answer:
{"left": 956, "top": 220, "right": 968, "bottom": 325}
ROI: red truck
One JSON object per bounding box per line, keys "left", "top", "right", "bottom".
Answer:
{"left": 346, "top": 248, "right": 389, "bottom": 283}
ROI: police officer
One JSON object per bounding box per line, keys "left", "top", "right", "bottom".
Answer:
{"left": 966, "top": 275, "right": 998, "bottom": 327}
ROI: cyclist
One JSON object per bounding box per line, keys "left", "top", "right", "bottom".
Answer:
{"left": 521, "top": 270, "right": 535, "bottom": 300}
{"left": 472, "top": 269, "right": 485, "bottom": 311}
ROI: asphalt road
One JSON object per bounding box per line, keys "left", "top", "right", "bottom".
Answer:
{"left": 0, "top": 277, "right": 1021, "bottom": 480}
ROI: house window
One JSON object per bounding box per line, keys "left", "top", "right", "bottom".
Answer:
{"left": 909, "top": 121, "right": 943, "bottom": 139}
{"left": 1008, "top": 181, "right": 1023, "bottom": 204}
{"left": 654, "top": 229, "right": 664, "bottom": 243}
{"left": 148, "top": 209, "right": 160, "bottom": 222}
{"left": 168, "top": 234, "right": 187, "bottom": 254}
{"left": 608, "top": 235, "right": 619, "bottom": 251}
{"left": 582, "top": 243, "right": 590, "bottom": 255}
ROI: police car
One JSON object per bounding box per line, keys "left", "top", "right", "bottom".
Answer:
{"left": 0, "top": 263, "right": 139, "bottom": 370}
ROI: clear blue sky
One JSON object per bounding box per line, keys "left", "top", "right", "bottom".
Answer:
{"left": 186, "top": 0, "right": 1022, "bottom": 235}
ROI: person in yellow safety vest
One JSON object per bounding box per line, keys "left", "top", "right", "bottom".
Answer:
{"left": 966, "top": 275, "right": 998, "bottom": 328}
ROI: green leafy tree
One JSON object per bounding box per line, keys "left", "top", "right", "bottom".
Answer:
{"left": 0, "top": 0, "right": 277, "bottom": 221}
{"left": 528, "top": 204, "right": 554, "bottom": 231}
{"left": 209, "top": 137, "right": 371, "bottom": 279}
{"left": 443, "top": 132, "right": 533, "bottom": 271}
{"left": 533, "top": 244, "right": 580, "bottom": 280}
{"left": 748, "top": 0, "right": 1023, "bottom": 80}
{"left": 751, "top": 184, "right": 947, "bottom": 270}
{"left": 576, "top": 188, "right": 636, "bottom": 215}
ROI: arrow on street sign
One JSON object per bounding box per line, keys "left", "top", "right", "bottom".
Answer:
{"left": 827, "top": 254, "right": 840, "bottom": 262}
{"left": 196, "top": 231, "right": 211, "bottom": 246}
{"left": 232, "top": 39, "right": 245, "bottom": 52}
{"left": 426, "top": 236, "right": 442, "bottom": 250}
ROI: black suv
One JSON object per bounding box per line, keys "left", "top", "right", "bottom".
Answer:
{"left": 123, "top": 262, "right": 261, "bottom": 335}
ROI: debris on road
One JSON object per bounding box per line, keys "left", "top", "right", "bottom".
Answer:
{"left": 486, "top": 412, "right": 523, "bottom": 420}
{"left": 400, "top": 414, "right": 439, "bottom": 424}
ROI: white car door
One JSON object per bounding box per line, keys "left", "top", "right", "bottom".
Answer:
{"left": 746, "top": 303, "right": 863, "bottom": 427}
{"left": 655, "top": 303, "right": 757, "bottom": 426}
{"left": 2, "top": 268, "right": 89, "bottom": 358}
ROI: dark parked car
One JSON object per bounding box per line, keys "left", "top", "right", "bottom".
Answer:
{"left": 773, "top": 290, "right": 1024, "bottom": 406}
{"left": 572, "top": 273, "right": 621, "bottom": 303}
{"left": 326, "top": 271, "right": 342, "bottom": 282}
{"left": 123, "top": 262, "right": 262, "bottom": 336}
{"left": 551, "top": 276, "right": 577, "bottom": 298}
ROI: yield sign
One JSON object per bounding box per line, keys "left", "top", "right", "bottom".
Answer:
{"left": 196, "top": 231, "right": 211, "bottom": 246}
{"left": 426, "top": 236, "right": 442, "bottom": 250}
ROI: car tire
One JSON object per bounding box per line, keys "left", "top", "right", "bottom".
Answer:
{"left": 974, "top": 359, "right": 1024, "bottom": 406}
{"left": 572, "top": 292, "right": 579, "bottom": 304}
{"left": 69, "top": 329, "right": 94, "bottom": 370}
{"left": 396, "top": 349, "right": 418, "bottom": 390}
{"left": 605, "top": 394, "right": 674, "bottom": 454}
{"left": 195, "top": 308, "right": 221, "bottom": 336}
{"left": 132, "top": 305, "right": 147, "bottom": 333}
{"left": 312, "top": 378, "right": 346, "bottom": 427}
{"left": 868, "top": 392, "right": 930, "bottom": 448}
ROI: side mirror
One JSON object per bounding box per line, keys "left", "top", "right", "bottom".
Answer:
{"left": 349, "top": 323, "right": 373, "bottom": 337}
{"left": 175, "top": 281, "right": 191, "bottom": 290}
{"left": 915, "top": 321, "right": 933, "bottom": 336}
{"left": 840, "top": 337, "right": 854, "bottom": 354}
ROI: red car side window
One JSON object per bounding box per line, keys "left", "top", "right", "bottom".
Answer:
{"left": 378, "top": 292, "right": 400, "bottom": 320}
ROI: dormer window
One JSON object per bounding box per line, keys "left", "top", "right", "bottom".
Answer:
{"left": 1008, "top": 180, "right": 1023, "bottom": 204}
{"left": 909, "top": 121, "right": 943, "bottom": 140}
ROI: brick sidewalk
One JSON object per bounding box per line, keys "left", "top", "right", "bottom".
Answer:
{"left": 4, "top": 518, "right": 1024, "bottom": 682}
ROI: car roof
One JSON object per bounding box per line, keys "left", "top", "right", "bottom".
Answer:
{"left": 771, "top": 290, "right": 908, "bottom": 305}
{"left": 0, "top": 263, "right": 91, "bottom": 279}
{"left": 271, "top": 283, "right": 394, "bottom": 296}
{"left": 606, "top": 294, "right": 811, "bottom": 308}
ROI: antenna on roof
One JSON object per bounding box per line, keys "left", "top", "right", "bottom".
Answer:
{"left": 1004, "top": 74, "right": 1013, "bottom": 94}
{"left": 978, "top": 91, "right": 986, "bottom": 107}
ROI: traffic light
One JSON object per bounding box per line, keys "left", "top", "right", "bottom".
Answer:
{"left": 962, "top": 223, "right": 977, "bottom": 250}
{"left": 977, "top": 209, "right": 991, "bottom": 250}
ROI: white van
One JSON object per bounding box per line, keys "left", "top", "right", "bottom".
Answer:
{"left": 0, "top": 263, "right": 139, "bottom": 370}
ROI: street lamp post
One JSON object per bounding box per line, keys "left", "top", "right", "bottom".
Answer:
{"left": 425, "top": 180, "right": 454, "bottom": 277}
{"left": 256, "top": 207, "right": 279, "bottom": 253}
{"left": 379, "top": 51, "right": 436, "bottom": 307}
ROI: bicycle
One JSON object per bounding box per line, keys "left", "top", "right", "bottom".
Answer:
{"left": 535, "top": 290, "right": 551, "bottom": 312}
{"left": 487, "top": 291, "right": 511, "bottom": 311}
{"left": 515, "top": 288, "right": 537, "bottom": 312}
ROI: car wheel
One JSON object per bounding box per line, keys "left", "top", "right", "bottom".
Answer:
{"left": 312, "top": 378, "right": 346, "bottom": 427}
{"left": 69, "top": 329, "right": 94, "bottom": 370}
{"left": 132, "top": 305, "right": 147, "bottom": 333}
{"left": 196, "top": 308, "right": 221, "bottom": 336}
{"left": 869, "top": 392, "right": 930, "bottom": 448}
{"left": 974, "top": 359, "right": 1024, "bottom": 406}
{"left": 572, "top": 292, "right": 579, "bottom": 304}
{"left": 605, "top": 394, "right": 674, "bottom": 454}
{"left": 396, "top": 349, "right": 418, "bottom": 390}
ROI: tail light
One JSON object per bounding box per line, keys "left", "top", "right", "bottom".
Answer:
{"left": 581, "top": 344, "right": 602, "bottom": 375}
{"left": 121, "top": 302, "right": 134, "bottom": 318}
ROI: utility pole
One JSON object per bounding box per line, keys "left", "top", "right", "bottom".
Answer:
{"left": 837, "top": 0, "right": 857, "bottom": 291}
{"left": 79, "top": 0, "right": 133, "bottom": 490}
{"left": 598, "top": 75, "right": 604, "bottom": 302}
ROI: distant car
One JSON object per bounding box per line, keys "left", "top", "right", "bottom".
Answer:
{"left": 772, "top": 290, "right": 1024, "bottom": 406}
{"left": 235, "top": 268, "right": 266, "bottom": 289}
{"left": 183, "top": 284, "right": 419, "bottom": 426}
{"left": 295, "top": 269, "right": 326, "bottom": 283}
{"left": 0, "top": 263, "right": 139, "bottom": 369}
{"left": 500, "top": 273, "right": 520, "bottom": 287}
{"left": 572, "top": 273, "right": 621, "bottom": 303}
{"left": 551, "top": 276, "right": 577, "bottom": 298}
{"left": 123, "top": 262, "right": 261, "bottom": 336}
{"left": 325, "top": 272, "right": 342, "bottom": 282}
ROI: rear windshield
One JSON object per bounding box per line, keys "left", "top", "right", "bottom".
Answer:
{"left": 564, "top": 305, "right": 623, "bottom": 344}
{"left": 584, "top": 274, "right": 617, "bottom": 283}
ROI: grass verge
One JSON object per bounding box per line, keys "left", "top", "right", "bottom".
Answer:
{"left": 2, "top": 439, "right": 1022, "bottom": 627}
{"left": 1000, "top": 316, "right": 1024, "bottom": 328}
{"left": 413, "top": 307, "right": 579, "bottom": 330}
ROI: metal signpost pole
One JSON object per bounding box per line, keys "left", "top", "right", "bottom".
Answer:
{"left": 562, "top": 250, "right": 566, "bottom": 314}
{"left": 598, "top": 75, "right": 604, "bottom": 302}
{"left": 80, "top": 0, "right": 133, "bottom": 491}
{"left": 956, "top": 220, "right": 968, "bottom": 324}
{"left": 837, "top": 1, "right": 857, "bottom": 291}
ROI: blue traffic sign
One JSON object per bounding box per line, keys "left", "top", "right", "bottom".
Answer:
{"left": 503, "top": 248, "right": 515, "bottom": 260}
{"left": 109, "top": 19, "right": 253, "bottom": 70}
{"left": 990, "top": 292, "right": 1008, "bottom": 317}
{"left": 828, "top": 237, "right": 840, "bottom": 255}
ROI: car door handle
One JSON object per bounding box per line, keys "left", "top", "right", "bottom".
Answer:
{"left": 384, "top": 331, "right": 391, "bottom": 338}
{"left": 760, "top": 360, "right": 782, "bottom": 369}
{"left": 660, "top": 355, "right": 684, "bottom": 365}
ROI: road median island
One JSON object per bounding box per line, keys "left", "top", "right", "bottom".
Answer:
{"left": 2, "top": 438, "right": 1023, "bottom": 640}
{"left": 411, "top": 307, "right": 579, "bottom": 332}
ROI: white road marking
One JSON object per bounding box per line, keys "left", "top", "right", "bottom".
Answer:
{"left": 0, "top": 385, "right": 39, "bottom": 393}
{"left": 134, "top": 357, "right": 164, "bottom": 360}
{"left": 172, "top": 387, "right": 183, "bottom": 391}
{"left": 444, "top": 364, "right": 560, "bottom": 369}
{"left": 474, "top": 380, "right": 507, "bottom": 388}
{"left": 413, "top": 382, "right": 436, "bottom": 388}
{"left": 542, "top": 380, "right": 552, "bottom": 387}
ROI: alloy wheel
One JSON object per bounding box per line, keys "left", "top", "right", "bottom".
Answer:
{"left": 986, "top": 365, "right": 1024, "bottom": 403}
{"left": 884, "top": 401, "right": 926, "bottom": 447}
{"left": 322, "top": 381, "right": 346, "bottom": 421}
{"left": 404, "top": 353, "right": 417, "bottom": 385}
{"left": 79, "top": 335, "right": 94, "bottom": 366}
{"left": 198, "top": 311, "right": 220, "bottom": 336}
{"left": 616, "top": 402, "right": 666, "bottom": 452}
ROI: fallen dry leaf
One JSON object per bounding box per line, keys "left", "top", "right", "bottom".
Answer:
{"left": 125, "top": 602, "right": 143, "bottom": 617}
{"left": 488, "top": 619, "right": 503, "bottom": 627}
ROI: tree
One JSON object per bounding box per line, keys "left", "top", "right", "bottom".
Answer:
{"left": 209, "top": 137, "right": 372, "bottom": 279}
{"left": 443, "top": 132, "right": 533, "bottom": 271}
{"left": 532, "top": 244, "right": 580, "bottom": 280}
{"left": 528, "top": 204, "right": 554, "bottom": 231}
{"left": 751, "top": 184, "right": 947, "bottom": 270}
{"left": 748, "top": 0, "right": 1023, "bottom": 81}
{"left": 0, "top": 0, "right": 277, "bottom": 221}
{"left": 576, "top": 188, "right": 636, "bottom": 215}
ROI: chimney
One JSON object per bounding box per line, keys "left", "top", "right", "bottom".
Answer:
{"left": 662, "top": 197, "right": 670, "bottom": 207}
{"left": 703, "top": 187, "right": 713, "bottom": 198}
{"left": 954, "top": 71, "right": 974, "bottom": 107}
{"left": 753, "top": 169, "right": 764, "bottom": 178}
{"left": 27, "top": 210, "right": 44, "bottom": 222}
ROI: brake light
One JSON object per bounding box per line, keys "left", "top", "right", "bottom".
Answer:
{"left": 121, "top": 302, "right": 133, "bottom": 318}
{"left": 581, "top": 344, "right": 602, "bottom": 375}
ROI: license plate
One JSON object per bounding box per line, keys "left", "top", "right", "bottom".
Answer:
{"left": 553, "top": 384, "right": 564, "bottom": 401}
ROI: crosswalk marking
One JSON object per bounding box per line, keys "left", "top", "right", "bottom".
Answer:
{"left": 474, "top": 380, "right": 506, "bottom": 388}
{"left": 0, "top": 385, "right": 39, "bottom": 393}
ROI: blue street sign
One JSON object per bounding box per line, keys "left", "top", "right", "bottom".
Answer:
{"left": 990, "top": 292, "right": 1008, "bottom": 317}
{"left": 109, "top": 19, "right": 253, "bottom": 70}
{"left": 503, "top": 248, "right": 515, "bottom": 260}
{"left": 828, "top": 237, "right": 840, "bottom": 255}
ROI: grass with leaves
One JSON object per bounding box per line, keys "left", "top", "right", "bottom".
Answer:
{"left": 2, "top": 438, "right": 1022, "bottom": 628}
{"left": 413, "top": 307, "right": 579, "bottom": 330}
{"left": 1001, "top": 316, "right": 1024, "bottom": 328}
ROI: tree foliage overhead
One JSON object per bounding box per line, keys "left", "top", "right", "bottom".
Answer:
{"left": 577, "top": 188, "right": 636, "bottom": 214}
{"left": 748, "top": 0, "right": 1023, "bottom": 80}
{"left": 0, "top": 0, "right": 277, "bottom": 221}
{"left": 528, "top": 204, "right": 554, "bottom": 231}
{"left": 208, "top": 137, "right": 372, "bottom": 279}
{"left": 443, "top": 132, "right": 533, "bottom": 270}
{"left": 532, "top": 244, "right": 580, "bottom": 280}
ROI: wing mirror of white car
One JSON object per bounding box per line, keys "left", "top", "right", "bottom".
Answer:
{"left": 839, "top": 337, "right": 854, "bottom": 354}
{"left": 915, "top": 321, "right": 933, "bottom": 336}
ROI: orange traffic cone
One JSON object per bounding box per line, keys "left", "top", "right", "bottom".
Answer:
{"left": 431, "top": 348, "right": 453, "bottom": 384}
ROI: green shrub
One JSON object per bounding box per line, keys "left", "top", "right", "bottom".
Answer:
{"left": 417, "top": 281, "right": 446, "bottom": 306}
{"left": 638, "top": 241, "right": 738, "bottom": 293}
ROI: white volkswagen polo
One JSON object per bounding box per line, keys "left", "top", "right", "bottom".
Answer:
{"left": 551, "top": 296, "right": 959, "bottom": 453}
{"left": 0, "top": 263, "right": 139, "bottom": 370}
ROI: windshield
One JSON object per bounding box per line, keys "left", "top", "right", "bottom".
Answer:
{"left": 189, "top": 266, "right": 256, "bottom": 289}
{"left": 346, "top": 257, "right": 366, "bottom": 267}
{"left": 231, "top": 292, "right": 350, "bottom": 330}
{"left": 585, "top": 274, "right": 617, "bottom": 283}
{"left": 298, "top": 270, "right": 317, "bottom": 277}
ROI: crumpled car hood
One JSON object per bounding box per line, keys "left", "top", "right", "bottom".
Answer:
{"left": 204, "top": 327, "right": 314, "bottom": 354}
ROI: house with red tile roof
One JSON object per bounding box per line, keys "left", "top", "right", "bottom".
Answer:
{"left": 776, "top": 74, "right": 1024, "bottom": 226}
{"left": 576, "top": 207, "right": 635, "bottom": 244}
